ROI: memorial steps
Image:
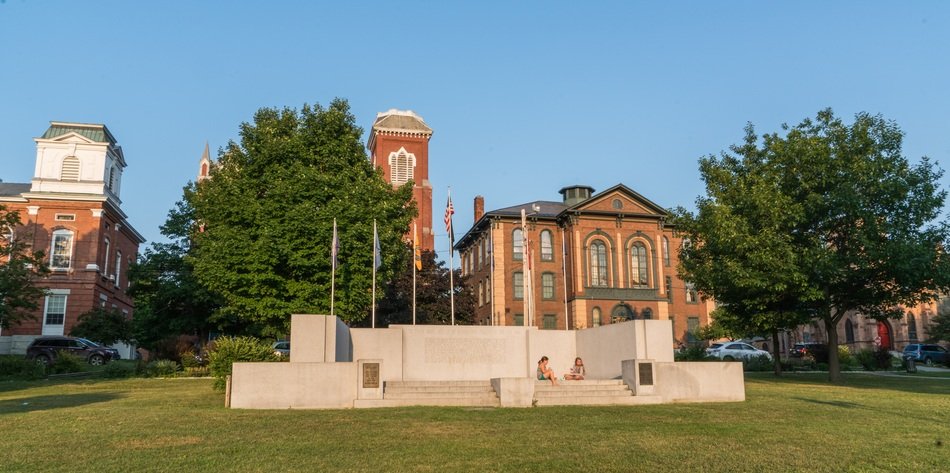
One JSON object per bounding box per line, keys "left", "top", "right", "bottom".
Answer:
{"left": 533, "top": 380, "right": 662, "bottom": 406}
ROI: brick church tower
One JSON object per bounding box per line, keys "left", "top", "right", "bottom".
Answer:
{"left": 367, "top": 110, "right": 434, "bottom": 251}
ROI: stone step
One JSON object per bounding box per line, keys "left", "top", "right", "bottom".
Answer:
{"left": 535, "top": 384, "right": 629, "bottom": 392}
{"left": 385, "top": 385, "right": 495, "bottom": 394}
{"left": 535, "top": 389, "right": 632, "bottom": 398}
{"left": 386, "top": 380, "right": 492, "bottom": 388}
{"left": 535, "top": 379, "right": 625, "bottom": 386}
{"left": 385, "top": 390, "right": 499, "bottom": 400}
{"left": 535, "top": 395, "right": 663, "bottom": 407}
{"left": 356, "top": 397, "right": 501, "bottom": 408}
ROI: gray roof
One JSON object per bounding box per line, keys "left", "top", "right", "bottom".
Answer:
{"left": 41, "top": 122, "right": 116, "bottom": 145}
{"left": 489, "top": 200, "right": 567, "bottom": 218}
{"left": 0, "top": 182, "right": 30, "bottom": 197}
{"left": 372, "top": 110, "right": 432, "bottom": 134}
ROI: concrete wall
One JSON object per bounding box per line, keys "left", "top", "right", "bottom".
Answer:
{"left": 290, "top": 314, "right": 340, "bottom": 363}
{"left": 230, "top": 362, "right": 357, "bottom": 409}
{"left": 527, "top": 329, "right": 577, "bottom": 379}
{"left": 575, "top": 320, "right": 673, "bottom": 379}
{"left": 335, "top": 317, "right": 352, "bottom": 362}
{"left": 397, "top": 324, "right": 530, "bottom": 381}
{"left": 638, "top": 320, "right": 674, "bottom": 362}
{"left": 350, "top": 328, "right": 404, "bottom": 383}
{"left": 654, "top": 362, "right": 746, "bottom": 403}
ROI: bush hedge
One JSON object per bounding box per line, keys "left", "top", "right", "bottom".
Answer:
{"left": 207, "top": 336, "right": 279, "bottom": 390}
{"left": 0, "top": 355, "right": 46, "bottom": 380}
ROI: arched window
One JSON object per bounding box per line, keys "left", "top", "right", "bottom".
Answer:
{"left": 478, "top": 281, "right": 484, "bottom": 306}
{"left": 108, "top": 166, "right": 117, "bottom": 190}
{"left": 662, "top": 236, "right": 670, "bottom": 267}
{"left": 114, "top": 250, "right": 122, "bottom": 286}
{"left": 61, "top": 156, "right": 80, "bottom": 181}
{"left": 477, "top": 241, "right": 483, "bottom": 270}
{"left": 542, "top": 273, "right": 555, "bottom": 300}
{"left": 50, "top": 229, "right": 74, "bottom": 270}
{"left": 103, "top": 237, "right": 111, "bottom": 274}
{"left": 845, "top": 319, "right": 855, "bottom": 344}
{"left": 513, "top": 228, "right": 524, "bottom": 261}
{"left": 388, "top": 149, "right": 415, "bottom": 185}
{"left": 612, "top": 198, "right": 623, "bottom": 210}
{"left": 589, "top": 241, "right": 608, "bottom": 287}
{"left": 592, "top": 307, "right": 601, "bottom": 327}
{"left": 630, "top": 242, "right": 648, "bottom": 287}
{"left": 540, "top": 230, "right": 553, "bottom": 261}
{"left": 641, "top": 308, "right": 653, "bottom": 320}
{"left": 685, "top": 282, "right": 698, "bottom": 303}
{"left": 907, "top": 313, "right": 918, "bottom": 342}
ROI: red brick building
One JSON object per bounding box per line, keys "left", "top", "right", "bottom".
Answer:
{"left": 0, "top": 122, "right": 144, "bottom": 355}
{"left": 454, "top": 184, "right": 713, "bottom": 344}
{"left": 367, "top": 110, "right": 434, "bottom": 251}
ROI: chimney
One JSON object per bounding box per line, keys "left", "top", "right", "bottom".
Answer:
{"left": 474, "top": 195, "right": 485, "bottom": 222}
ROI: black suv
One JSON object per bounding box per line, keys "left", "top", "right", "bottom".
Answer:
{"left": 26, "top": 336, "right": 114, "bottom": 366}
{"left": 790, "top": 342, "right": 830, "bottom": 363}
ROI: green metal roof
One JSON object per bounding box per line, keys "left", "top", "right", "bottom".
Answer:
{"left": 41, "top": 122, "right": 116, "bottom": 145}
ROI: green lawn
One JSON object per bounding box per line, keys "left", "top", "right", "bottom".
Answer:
{"left": 1, "top": 373, "right": 948, "bottom": 472}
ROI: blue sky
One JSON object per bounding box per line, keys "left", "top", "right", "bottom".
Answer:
{"left": 2, "top": 1, "right": 950, "bottom": 256}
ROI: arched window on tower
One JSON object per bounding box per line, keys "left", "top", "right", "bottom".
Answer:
{"left": 388, "top": 149, "right": 416, "bottom": 185}
{"left": 61, "top": 156, "right": 80, "bottom": 181}
{"left": 845, "top": 319, "right": 855, "bottom": 344}
{"left": 907, "top": 312, "right": 918, "bottom": 342}
{"left": 630, "top": 242, "right": 648, "bottom": 287}
{"left": 108, "top": 166, "right": 117, "bottom": 191}
{"left": 589, "top": 241, "right": 608, "bottom": 287}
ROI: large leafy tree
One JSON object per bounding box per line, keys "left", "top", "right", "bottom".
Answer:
{"left": 0, "top": 205, "right": 49, "bottom": 332}
{"left": 188, "top": 99, "right": 414, "bottom": 334}
{"left": 69, "top": 307, "right": 133, "bottom": 346}
{"left": 374, "top": 247, "right": 476, "bottom": 326}
{"left": 677, "top": 109, "right": 950, "bottom": 382}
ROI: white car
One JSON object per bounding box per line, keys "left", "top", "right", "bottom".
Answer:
{"left": 272, "top": 340, "right": 290, "bottom": 357}
{"left": 706, "top": 342, "right": 772, "bottom": 361}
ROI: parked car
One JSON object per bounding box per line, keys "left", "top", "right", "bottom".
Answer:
{"left": 790, "top": 342, "right": 829, "bottom": 363}
{"left": 272, "top": 340, "right": 290, "bottom": 357}
{"left": 26, "top": 336, "right": 114, "bottom": 366}
{"left": 706, "top": 342, "right": 773, "bottom": 361}
{"left": 902, "top": 344, "right": 949, "bottom": 366}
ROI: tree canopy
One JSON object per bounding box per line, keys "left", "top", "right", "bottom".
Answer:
{"left": 0, "top": 205, "right": 49, "bottom": 331}
{"left": 676, "top": 109, "right": 950, "bottom": 381}
{"left": 374, "top": 247, "right": 476, "bottom": 326}
{"left": 188, "top": 99, "right": 415, "bottom": 334}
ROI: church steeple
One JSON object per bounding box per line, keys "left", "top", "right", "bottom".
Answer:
{"left": 198, "top": 142, "right": 211, "bottom": 182}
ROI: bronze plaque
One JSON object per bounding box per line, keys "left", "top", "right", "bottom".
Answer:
{"left": 363, "top": 363, "right": 380, "bottom": 389}
{"left": 638, "top": 362, "right": 654, "bottom": 386}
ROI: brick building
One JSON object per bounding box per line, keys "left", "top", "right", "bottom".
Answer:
{"left": 454, "top": 184, "right": 713, "bottom": 344}
{"left": 367, "top": 109, "right": 434, "bottom": 251}
{"left": 0, "top": 122, "right": 144, "bottom": 356}
{"left": 789, "top": 300, "right": 943, "bottom": 353}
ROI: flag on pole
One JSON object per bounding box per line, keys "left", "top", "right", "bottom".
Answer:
{"left": 373, "top": 222, "right": 382, "bottom": 270}
{"left": 413, "top": 223, "right": 422, "bottom": 271}
{"left": 331, "top": 219, "right": 339, "bottom": 271}
{"left": 444, "top": 193, "right": 455, "bottom": 245}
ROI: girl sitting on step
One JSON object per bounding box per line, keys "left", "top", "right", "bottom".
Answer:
{"left": 537, "top": 356, "right": 558, "bottom": 385}
{"left": 564, "top": 357, "right": 586, "bottom": 381}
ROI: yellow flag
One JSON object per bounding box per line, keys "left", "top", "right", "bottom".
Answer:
{"left": 413, "top": 223, "right": 422, "bottom": 271}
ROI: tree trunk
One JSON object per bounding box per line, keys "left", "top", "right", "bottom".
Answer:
{"left": 771, "top": 329, "right": 782, "bottom": 376}
{"left": 824, "top": 317, "right": 842, "bottom": 383}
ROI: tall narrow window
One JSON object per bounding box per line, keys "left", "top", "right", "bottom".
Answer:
{"left": 543, "top": 314, "right": 556, "bottom": 330}
{"left": 388, "top": 149, "right": 415, "bottom": 185}
{"left": 50, "top": 229, "right": 74, "bottom": 270}
{"left": 478, "top": 281, "right": 484, "bottom": 307}
{"left": 61, "top": 156, "right": 80, "bottom": 181}
{"left": 540, "top": 230, "right": 553, "bottom": 261}
{"left": 45, "top": 294, "right": 67, "bottom": 326}
{"left": 542, "top": 273, "right": 555, "bottom": 300}
{"left": 513, "top": 229, "right": 524, "bottom": 261}
{"left": 477, "top": 242, "right": 483, "bottom": 270}
{"left": 630, "top": 242, "right": 648, "bottom": 287}
{"left": 513, "top": 272, "right": 524, "bottom": 300}
{"left": 108, "top": 166, "right": 117, "bottom": 190}
{"left": 665, "top": 276, "right": 673, "bottom": 301}
{"left": 845, "top": 319, "right": 855, "bottom": 344}
{"left": 592, "top": 307, "right": 602, "bottom": 327}
{"left": 685, "top": 282, "right": 698, "bottom": 303}
{"left": 662, "top": 236, "right": 670, "bottom": 267}
{"left": 687, "top": 317, "right": 699, "bottom": 342}
{"left": 103, "top": 238, "right": 111, "bottom": 275}
{"left": 589, "top": 241, "right": 608, "bottom": 287}
{"left": 114, "top": 250, "right": 122, "bottom": 286}
{"left": 907, "top": 313, "right": 918, "bottom": 342}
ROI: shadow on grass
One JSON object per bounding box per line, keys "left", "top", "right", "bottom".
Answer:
{"left": 792, "top": 397, "right": 863, "bottom": 408}
{"left": 0, "top": 392, "right": 121, "bottom": 414}
{"left": 746, "top": 372, "right": 950, "bottom": 396}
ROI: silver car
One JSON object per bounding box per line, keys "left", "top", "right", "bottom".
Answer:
{"left": 272, "top": 340, "right": 290, "bottom": 357}
{"left": 706, "top": 342, "right": 772, "bottom": 361}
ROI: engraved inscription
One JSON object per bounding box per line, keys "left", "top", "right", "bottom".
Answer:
{"left": 363, "top": 362, "right": 380, "bottom": 388}
{"left": 424, "top": 338, "right": 506, "bottom": 364}
{"left": 638, "top": 362, "right": 654, "bottom": 386}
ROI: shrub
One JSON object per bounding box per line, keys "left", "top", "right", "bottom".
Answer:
{"left": 816, "top": 362, "right": 829, "bottom": 371}
{"left": 207, "top": 336, "right": 279, "bottom": 390}
{"left": 50, "top": 351, "right": 85, "bottom": 374}
{"left": 146, "top": 359, "right": 181, "bottom": 377}
{"left": 837, "top": 346, "right": 852, "bottom": 365}
{"left": 855, "top": 348, "right": 877, "bottom": 371}
{"left": 674, "top": 344, "right": 714, "bottom": 361}
{"left": 742, "top": 355, "right": 773, "bottom": 372}
{"left": 103, "top": 361, "right": 136, "bottom": 378}
{"left": 872, "top": 347, "right": 894, "bottom": 370}
{"left": 0, "top": 355, "right": 46, "bottom": 380}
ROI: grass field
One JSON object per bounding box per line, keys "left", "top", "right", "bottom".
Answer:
{"left": 1, "top": 372, "right": 948, "bottom": 472}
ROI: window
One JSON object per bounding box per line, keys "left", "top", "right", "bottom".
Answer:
{"left": 685, "top": 282, "right": 698, "bottom": 303}
{"left": 54, "top": 214, "right": 75, "bottom": 221}
{"left": 662, "top": 237, "right": 670, "bottom": 267}
{"left": 478, "top": 281, "right": 484, "bottom": 307}
{"left": 388, "top": 149, "right": 415, "bottom": 185}
{"left": 513, "top": 228, "right": 524, "bottom": 261}
{"left": 612, "top": 198, "right": 623, "bottom": 210}
{"left": 50, "top": 229, "right": 74, "bottom": 270}
{"left": 592, "top": 307, "right": 602, "bottom": 327}
{"left": 589, "top": 240, "right": 608, "bottom": 287}
{"left": 542, "top": 273, "right": 555, "bottom": 300}
{"left": 513, "top": 272, "right": 524, "bottom": 300}
{"left": 45, "top": 294, "right": 67, "bottom": 326}
{"left": 665, "top": 276, "right": 673, "bottom": 302}
{"left": 907, "top": 313, "right": 918, "bottom": 342}
{"left": 845, "top": 319, "right": 855, "bottom": 344}
{"left": 485, "top": 278, "right": 491, "bottom": 300}
{"left": 108, "top": 166, "right": 117, "bottom": 190}
{"left": 630, "top": 242, "right": 648, "bottom": 287}
{"left": 543, "top": 314, "right": 556, "bottom": 330}
{"left": 514, "top": 314, "right": 524, "bottom": 326}
{"left": 540, "top": 230, "right": 553, "bottom": 261}
{"left": 115, "top": 250, "right": 122, "bottom": 286}
{"left": 61, "top": 156, "right": 80, "bottom": 181}
{"left": 477, "top": 242, "right": 483, "bottom": 270}
{"left": 641, "top": 308, "right": 653, "bottom": 320}
{"left": 103, "top": 238, "right": 111, "bottom": 275}
{"left": 686, "top": 317, "right": 699, "bottom": 342}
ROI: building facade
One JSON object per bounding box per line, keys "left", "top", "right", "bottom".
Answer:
{"left": 0, "top": 122, "right": 144, "bottom": 355}
{"left": 454, "top": 184, "right": 714, "bottom": 344}
{"left": 367, "top": 110, "right": 435, "bottom": 251}
{"left": 790, "top": 300, "right": 943, "bottom": 353}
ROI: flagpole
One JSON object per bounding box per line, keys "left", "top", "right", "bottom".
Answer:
{"left": 521, "top": 209, "right": 530, "bottom": 327}
{"left": 413, "top": 222, "right": 418, "bottom": 326}
{"left": 331, "top": 218, "right": 337, "bottom": 318}
{"left": 447, "top": 188, "right": 455, "bottom": 326}
{"left": 372, "top": 219, "right": 377, "bottom": 329}
{"left": 489, "top": 221, "right": 495, "bottom": 326}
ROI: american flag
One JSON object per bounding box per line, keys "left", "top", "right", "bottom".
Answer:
{"left": 444, "top": 194, "right": 455, "bottom": 244}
